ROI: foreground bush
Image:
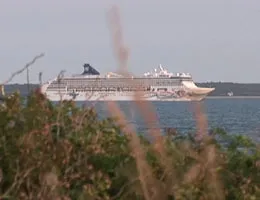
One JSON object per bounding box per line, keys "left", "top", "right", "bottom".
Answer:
{"left": 0, "top": 90, "right": 259, "bottom": 200}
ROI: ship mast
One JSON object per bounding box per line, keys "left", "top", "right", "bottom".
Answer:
{"left": 39, "top": 72, "right": 43, "bottom": 86}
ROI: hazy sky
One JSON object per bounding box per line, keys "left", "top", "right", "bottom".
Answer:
{"left": 1, "top": 0, "right": 260, "bottom": 83}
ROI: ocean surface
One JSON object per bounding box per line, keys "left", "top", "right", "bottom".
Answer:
{"left": 78, "top": 98, "right": 260, "bottom": 142}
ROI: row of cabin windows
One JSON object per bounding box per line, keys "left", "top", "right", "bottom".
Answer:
{"left": 48, "top": 85, "right": 66, "bottom": 88}
{"left": 48, "top": 86, "right": 184, "bottom": 92}
{"left": 55, "top": 79, "right": 182, "bottom": 85}
{"left": 51, "top": 81, "right": 182, "bottom": 87}
{"left": 63, "top": 77, "right": 191, "bottom": 81}
{"left": 67, "top": 87, "right": 181, "bottom": 92}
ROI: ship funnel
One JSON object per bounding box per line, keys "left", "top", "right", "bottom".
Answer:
{"left": 83, "top": 63, "right": 91, "bottom": 73}
{"left": 82, "top": 63, "right": 100, "bottom": 75}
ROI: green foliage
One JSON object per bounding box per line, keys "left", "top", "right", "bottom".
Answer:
{"left": 0, "top": 90, "right": 259, "bottom": 199}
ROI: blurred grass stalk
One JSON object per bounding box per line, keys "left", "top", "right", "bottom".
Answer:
{"left": 105, "top": 6, "right": 223, "bottom": 200}
{"left": 107, "top": 5, "right": 161, "bottom": 199}
{"left": 0, "top": 85, "right": 5, "bottom": 96}
{"left": 106, "top": 4, "right": 224, "bottom": 200}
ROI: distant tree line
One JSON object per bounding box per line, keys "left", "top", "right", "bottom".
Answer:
{"left": 3, "top": 84, "right": 39, "bottom": 96}
{"left": 3, "top": 82, "right": 260, "bottom": 96}
{"left": 197, "top": 82, "right": 260, "bottom": 96}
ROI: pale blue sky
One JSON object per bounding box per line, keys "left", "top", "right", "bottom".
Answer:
{"left": 1, "top": 0, "right": 260, "bottom": 83}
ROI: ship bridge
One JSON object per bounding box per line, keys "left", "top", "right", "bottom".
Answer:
{"left": 143, "top": 64, "right": 192, "bottom": 79}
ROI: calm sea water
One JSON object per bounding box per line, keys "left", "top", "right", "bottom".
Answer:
{"left": 76, "top": 98, "right": 260, "bottom": 142}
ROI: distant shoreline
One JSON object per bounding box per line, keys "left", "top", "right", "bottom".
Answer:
{"left": 206, "top": 96, "right": 260, "bottom": 99}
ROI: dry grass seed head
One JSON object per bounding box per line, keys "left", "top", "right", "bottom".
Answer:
{"left": 106, "top": 5, "right": 164, "bottom": 200}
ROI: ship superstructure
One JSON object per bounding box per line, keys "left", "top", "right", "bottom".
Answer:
{"left": 40, "top": 63, "right": 215, "bottom": 101}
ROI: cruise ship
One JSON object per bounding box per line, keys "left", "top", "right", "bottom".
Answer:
{"left": 40, "top": 63, "right": 215, "bottom": 101}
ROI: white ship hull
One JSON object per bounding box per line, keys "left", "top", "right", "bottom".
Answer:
{"left": 44, "top": 91, "right": 209, "bottom": 102}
